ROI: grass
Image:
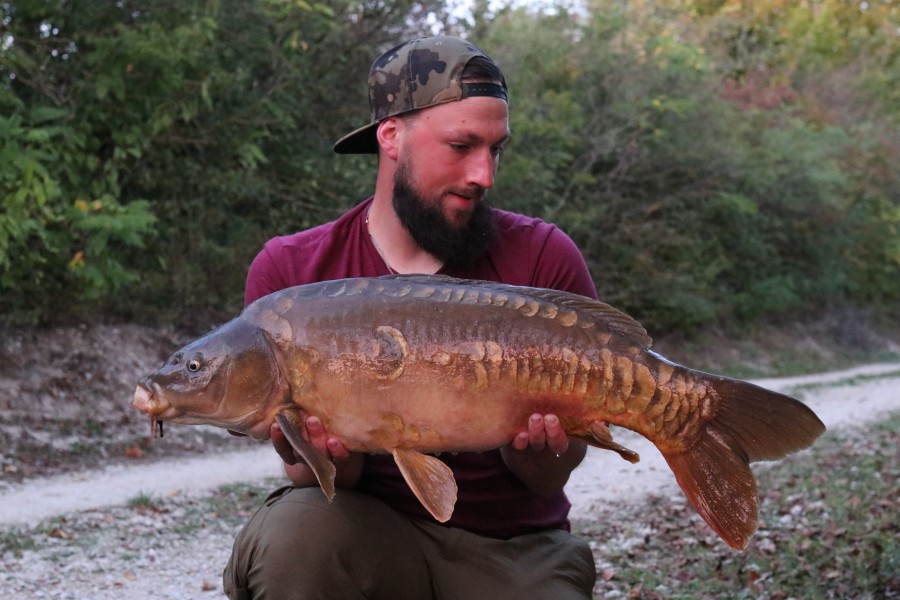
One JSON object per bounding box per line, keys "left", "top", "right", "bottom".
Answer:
{"left": 576, "top": 412, "right": 900, "bottom": 599}
{"left": 170, "top": 481, "right": 271, "bottom": 535}
{"left": 0, "top": 529, "right": 37, "bottom": 554}
{"left": 126, "top": 491, "right": 158, "bottom": 510}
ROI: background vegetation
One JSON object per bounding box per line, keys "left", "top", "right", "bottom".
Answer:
{"left": 1, "top": 0, "right": 898, "bottom": 336}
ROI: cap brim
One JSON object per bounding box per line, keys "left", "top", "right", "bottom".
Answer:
{"left": 333, "top": 122, "right": 379, "bottom": 154}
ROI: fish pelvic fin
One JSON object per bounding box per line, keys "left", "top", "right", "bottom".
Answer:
{"left": 574, "top": 421, "right": 640, "bottom": 463}
{"left": 391, "top": 448, "right": 458, "bottom": 523}
{"left": 275, "top": 409, "right": 337, "bottom": 500}
{"left": 661, "top": 376, "right": 826, "bottom": 550}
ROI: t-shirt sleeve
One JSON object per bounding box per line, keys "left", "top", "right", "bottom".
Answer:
{"left": 244, "top": 241, "right": 290, "bottom": 306}
{"left": 530, "top": 225, "right": 598, "bottom": 300}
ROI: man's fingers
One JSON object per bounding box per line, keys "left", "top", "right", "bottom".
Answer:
{"left": 305, "top": 416, "right": 328, "bottom": 450}
{"left": 510, "top": 414, "right": 569, "bottom": 455}
{"left": 527, "top": 414, "right": 546, "bottom": 450}
{"left": 307, "top": 415, "right": 351, "bottom": 460}
{"left": 543, "top": 415, "right": 569, "bottom": 455}
{"left": 327, "top": 437, "right": 350, "bottom": 460}
{"left": 512, "top": 431, "right": 530, "bottom": 451}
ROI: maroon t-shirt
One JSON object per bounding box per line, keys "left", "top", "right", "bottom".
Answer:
{"left": 245, "top": 197, "right": 597, "bottom": 539}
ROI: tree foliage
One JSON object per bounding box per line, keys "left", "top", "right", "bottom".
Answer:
{"left": 1, "top": 0, "right": 445, "bottom": 324}
{"left": 1, "top": 0, "right": 897, "bottom": 334}
{"left": 483, "top": 0, "right": 899, "bottom": 332}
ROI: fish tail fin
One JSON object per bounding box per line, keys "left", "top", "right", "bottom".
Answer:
{"left": 660, "top": 376, "right": 825, "bottom": 550}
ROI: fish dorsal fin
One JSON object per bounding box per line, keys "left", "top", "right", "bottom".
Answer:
{"left": 391, "top": 448, "right": 458, "bottom": 523}
{"left": 376, "top": 274, "right": 653, "bottom": 349}
{"left": 275, "top": 409, "right": 337, "bottom": 500}
{"left": 541, "top": 294, "right": 652, "bottom": 349}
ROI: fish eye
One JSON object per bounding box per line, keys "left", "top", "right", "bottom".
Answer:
{"left": 187, "top": 359, "right": 202, "bottom": 372}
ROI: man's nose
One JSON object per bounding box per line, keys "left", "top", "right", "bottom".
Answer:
{"left": 466, "top": 148, "right": 497, "bottom": 190}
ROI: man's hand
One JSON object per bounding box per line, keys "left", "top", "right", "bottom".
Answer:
{"left": 501, "top": 413, "right": 586, "bottom": 496}
{"left": 509, "top": 414, "right": 569, "bottom": 455}
{"left": 271, "top": 415, "right": 363, "bottom": 488}
{"left": 271, "top": 415, "right": 351, "bottom": 465}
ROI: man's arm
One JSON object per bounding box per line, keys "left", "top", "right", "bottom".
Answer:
{"left": 499, "top": 223, "right": 593, "bottom": 494}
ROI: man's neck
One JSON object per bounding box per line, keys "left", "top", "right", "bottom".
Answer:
{"left": 367, "top": 194, "right": 443, "bottom": 275}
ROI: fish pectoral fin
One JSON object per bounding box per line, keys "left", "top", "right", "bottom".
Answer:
{"left": 391, "top": 448, "right": 458, "bottom": 523}
{"left": 577, "top": 421, "right": 641, "bottom": 464}
{"left": 275, "top": 410, "right": 337, "bottom": 501}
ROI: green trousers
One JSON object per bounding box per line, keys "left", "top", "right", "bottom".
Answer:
{"left": 223, "top": 486, "right": 597, "bottom": 600}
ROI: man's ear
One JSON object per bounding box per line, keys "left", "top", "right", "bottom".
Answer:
{"left": 376, "top": 118, "right": 401, "bottom": 161}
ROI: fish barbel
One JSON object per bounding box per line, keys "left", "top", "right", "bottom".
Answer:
{"left": 132, "top": 275, "right": 825, "bottom": 549}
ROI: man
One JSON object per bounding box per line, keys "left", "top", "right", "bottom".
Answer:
{"left": 224, "top": 35, "right": 598, "bottom": 599}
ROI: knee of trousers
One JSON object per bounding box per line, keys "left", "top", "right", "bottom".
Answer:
{"left": 244, "top": 488, "right": 385, "bottom": 565}
{"left": 226, "top": 487, "right": 431, "bottom": 598}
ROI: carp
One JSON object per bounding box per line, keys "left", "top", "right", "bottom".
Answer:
{"left": 132, "top": 275, "right": 825, "bottom": 549}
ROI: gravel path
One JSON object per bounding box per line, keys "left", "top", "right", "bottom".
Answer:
{"left": 2, "top": 363, "right": 898, "bottom": 599}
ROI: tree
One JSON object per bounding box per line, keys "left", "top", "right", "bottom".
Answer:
{"left": 1, "top": 0, "right": 447, "bottom": 325}
{"left": 481, "top": 0, "right": 898, "bottom": 332}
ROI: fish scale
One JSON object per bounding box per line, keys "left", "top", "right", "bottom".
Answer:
{"left": 132, "top": 274, "right": 825, "bottom": 550}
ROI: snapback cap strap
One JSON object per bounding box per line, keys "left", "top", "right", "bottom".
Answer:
{"left": 461, "top": 82, "right": 508, "bottom": 102}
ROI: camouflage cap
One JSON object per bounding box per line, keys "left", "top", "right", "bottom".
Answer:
{"left": 333, "top": 35, "right": 508, "bottom": 154}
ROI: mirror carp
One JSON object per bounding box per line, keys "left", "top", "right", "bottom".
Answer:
{"left": 132, "top": 275, "right": 825, "bottom": 550}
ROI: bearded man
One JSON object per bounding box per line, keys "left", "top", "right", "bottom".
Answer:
{"left": 225, "top": 35, "right": 599, "bottom": 600}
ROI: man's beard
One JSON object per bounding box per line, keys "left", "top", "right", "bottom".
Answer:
{"left": 392, "top": 163, "right": 496, "bottom": 270}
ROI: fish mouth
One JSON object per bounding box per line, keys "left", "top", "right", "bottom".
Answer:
{"left": 132, "top": 381, "right": 171, "bottom": 438}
